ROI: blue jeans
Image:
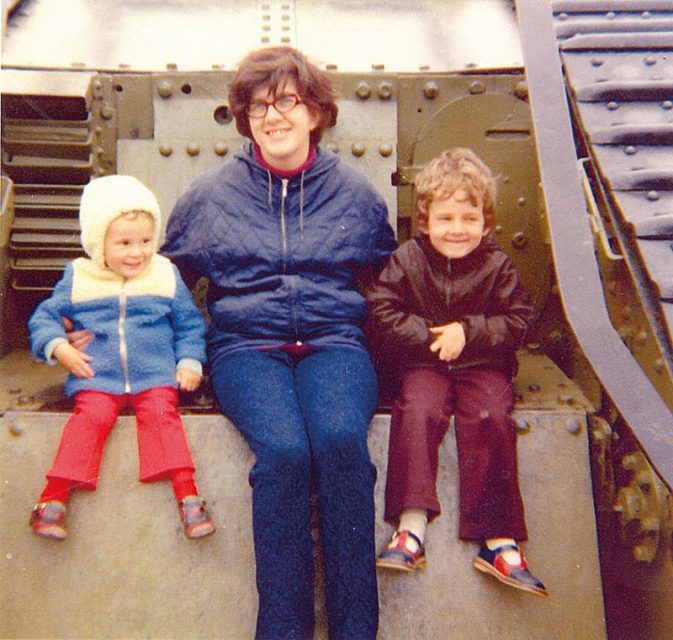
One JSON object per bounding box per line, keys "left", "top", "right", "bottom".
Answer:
{"left": 210, "top": 345, "right": 379, "bottom": 640}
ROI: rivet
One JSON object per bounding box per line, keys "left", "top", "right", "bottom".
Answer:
{"left": 514, "top": 418, "right": 531, "bottom": 433}
{"left": 636, "top": 330, "right": 648, "bottom": 343}
{"left": 558, "top": 12, "right": 568, "bottom": 20}
{"left": 9, "top": 420, "right": 23, "bottom": 436}
{"left": 356, "top": 82, "right": 372, "bottom": 100}
{"left": 606, "top": 11, "right": 616, "bottom": 19}
{"left": 214, "top": 143, "right": 228, "bottom": 156}
{"left": 351, "top": 143, "right": 366, "bottom": 158}
{"left": 326, "top": 142, "right": 339, "bottom": 154}
{"left": 494, "top": 224, "right": 503, "bottom": 233}
{"left": 566, "top": 420, "right": 581, "bottom": 434}
{"left": 591, "top": 58, "right": 604, "bottom": 67}
{"left": 514, "top": 81, "right": 528, "bottom": 100}
{"left": 378, "top": 144, "right": 393, "bottom": 157}
{"left": 644, "top": 55, "right": 657, "bottom": 66}
{"left": 624, "top": 146, "right": 637, "bottom": 155}
{"left": 654, "top": 358, "right": 665, "bottom": 373}
{"left": 646, "top": 190, "right": 660, "bottom": 201}
{"left": 527, "top": 342, "right": 541, "bottom": 351}
{"left": 518, "top": 196, "right": 526, "bottom": 207}
{"left": 378, "top": 82, "right": 393, "bottom": 100}
{"left": 558, "top": 394, "right": 574, "bottom": 405}
{"left": 607, "top": 101, "right": 619, "bottom": 111}
{"left": 662, "top": 100, "right": 673, "bottom": 110}
{"left": 511, "top": 231, "right": 527, "bottom": 250}
{"left": 92, "top": 80, "right": 104, "bottom": 99}
{"left": 527, "top": 384, "right": 540, "bottom": 392}
{"left": 159, "top": 144, "right": 173, "bottom": 157}
{"left": 622, "top": 454, "right": 638, "bottom": 471}
{"left": 100, "top": 103, "right": 114, "bottom": 120}
{"left": 17, "top": 395, "right": 33, "bottom": 406}
{"left": 157, "top": 80, "right": 173, "bottom": 98}
{"left": 186, "top": 143, "right": 200, "bottom": 157}
{"left": 423, "top": 81, "right": 439, "bottom": 99}
{"left": 469, "top": 81, "right": 486, "bottom": 95}
{"left": 641, "top": 11, "right": 651, "bottom": 19}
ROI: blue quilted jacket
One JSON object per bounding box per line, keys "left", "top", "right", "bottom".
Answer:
{"left": 28, "top": 256, "right": 206, "bottom": 397}
{"left": 162, "top": 141, "right": 397, "bottom": 358}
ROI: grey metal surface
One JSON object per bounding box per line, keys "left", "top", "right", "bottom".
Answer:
{"left": 2, "top": 0, "right": 522, "bottom": 73}
{"left": 516, "top": 0, "right": 673, "bottom": 488}
{"left": 1, "top": 357, "right": 605, "bottom": 639}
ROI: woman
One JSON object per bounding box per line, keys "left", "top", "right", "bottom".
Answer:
{"left": 162, "top": 47, "right": 397, "bottom": 639}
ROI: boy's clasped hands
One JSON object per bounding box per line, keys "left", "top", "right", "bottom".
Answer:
{"left": 429, "top": 322, "right": 466, "bottom": 362}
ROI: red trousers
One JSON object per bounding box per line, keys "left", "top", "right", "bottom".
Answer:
{"left": 384, "top": 366, "right": 528, "bottom": 541}
{"left": 46, "top": 386, "right": 195, "bottom": 489}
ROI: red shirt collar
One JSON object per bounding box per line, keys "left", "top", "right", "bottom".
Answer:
{"left": 253, "top": 144, "right": 316, "bottom": 179}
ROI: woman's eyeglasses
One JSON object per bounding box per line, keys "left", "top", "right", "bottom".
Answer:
{"left": 247, "top": 95, "right": 302, "bottom": 118}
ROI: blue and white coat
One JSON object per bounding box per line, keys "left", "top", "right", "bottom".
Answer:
{"left": 28, "top": 255, "right": 206, "bottom": 398}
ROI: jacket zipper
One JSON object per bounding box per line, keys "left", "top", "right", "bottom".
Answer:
{"left": 280, "top": 178, "right": 289, "bottom": 272}
{"left": 118, "top": 283, "right": 130, "bottom": 393}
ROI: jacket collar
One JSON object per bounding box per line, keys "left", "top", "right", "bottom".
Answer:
{"left": 414, "top": 232, "right": 497, "bottom": 271}
{"left": 236, "top": 139, "right": 338, "bottom": 182}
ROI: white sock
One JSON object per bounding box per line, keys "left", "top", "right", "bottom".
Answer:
{"left": 485, "top": 537, "right": 521, "bottom": 564}
{"left": 397, "top": 509, "right": 428, "bottom": 553}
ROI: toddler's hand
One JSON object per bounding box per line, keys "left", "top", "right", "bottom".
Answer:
{"left": 53, "top": 342, "right": 95, "bottom": 378}
{"left": 429, "top": 322, "right": 466, "bottom": 362}
{"left": 176, "top": 368, "right": 202, "bottom": 392}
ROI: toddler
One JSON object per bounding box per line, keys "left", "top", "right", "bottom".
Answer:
{"left": 28, "top": 175, "right": 215, "bottom": 541}
{"left": 367, "top": 148, "right": 546, "bottom": 596}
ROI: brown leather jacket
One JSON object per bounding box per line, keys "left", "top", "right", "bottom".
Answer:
{"left": 365, "top": 233, "right": 535, "bottom": 378}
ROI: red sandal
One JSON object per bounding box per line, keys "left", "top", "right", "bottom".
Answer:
{"left": 376, "top": 530, "right": 426, "bottom": 572}
{"left": 179, "top": 495, "right": 216, "bottom": 539}
{"left": 30, "top": 501, "right": 68, "bottom": 540}
{"left": 473, "top": 544, "right": 548, "bottom": 596}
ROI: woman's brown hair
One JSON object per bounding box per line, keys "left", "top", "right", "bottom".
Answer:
{"left": 229, "top": 46, "right": 338, "bottom": 145}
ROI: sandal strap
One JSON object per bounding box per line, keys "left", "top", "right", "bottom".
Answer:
{"left": 397, "top": 529, "right": 423, "bottom": 549}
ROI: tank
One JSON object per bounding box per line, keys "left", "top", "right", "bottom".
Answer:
{"left": 1, "top": 1, "right": 671, "bottom": 638}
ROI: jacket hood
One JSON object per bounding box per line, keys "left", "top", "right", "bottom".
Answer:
{"left": 79, "top": 175, "right": 162, "bottom": 269}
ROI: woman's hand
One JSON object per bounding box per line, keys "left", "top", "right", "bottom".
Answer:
{"left": 176, "top": 368, "right": 202, "bottom": 392}
{"left": 53, "top": 342, "right": 95, "bottom": 378}
{"left": 62, "top": 316, "right": 95, "bottom": 351}
{"left": 429, "top": 322, "right": 466, "bottom": 362}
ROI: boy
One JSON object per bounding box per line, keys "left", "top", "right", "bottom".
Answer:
{"left": 367, "top": 148, "right": 546, "bottom": 596}
{"left": 28, "top": 175, "right": 215, "bottom": 541}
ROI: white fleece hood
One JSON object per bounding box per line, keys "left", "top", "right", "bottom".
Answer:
{"left": 79, "top": 175, "right": 162, "bottom": 269}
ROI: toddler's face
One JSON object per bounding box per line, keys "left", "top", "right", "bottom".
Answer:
{"left": 423, "top": 189, "right": 489, "bottom": 259}
{"left": 104, "top": 212, "right": 155, "bottom": 278}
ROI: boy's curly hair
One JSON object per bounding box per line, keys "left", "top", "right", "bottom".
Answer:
{"left": 414, "top": 148, "right": 497, "bottom": 230}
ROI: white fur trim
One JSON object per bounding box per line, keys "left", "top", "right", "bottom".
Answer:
{"left": 79, "top": 175, "right": 161, "bottom": 269}
{"left": 71, "top": 255, "right": 176, "bottom": 303}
